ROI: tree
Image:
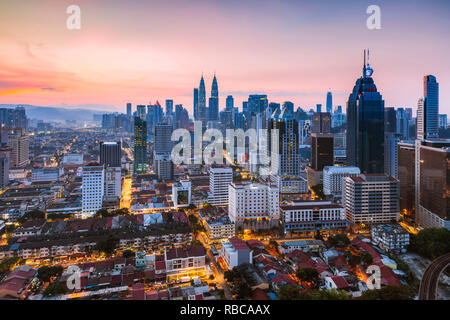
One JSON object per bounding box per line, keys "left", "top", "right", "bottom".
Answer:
{"left": 188, "top": 214, "right": 199, "bottom": 224}
{"left": 37, "top": 265, "right": 64, "bottom": 282}
{"left": 409, "top": 228, "right": 450, "bottom": 260}
{"left": 360, "top": 251, "right": 373, "bottom": 265}
{"left": 357, "top": 286, "right": 415, "bottom": 300}
{"left": 96, "top": 235, "right": 119, "bottom": 256}
{"left": 18, "top": 209, "right": 45, "bottom": 223}
{"left": 276, "top": 284, "right": 301, "bottom": 300}
{"left": 122, "top": 249, "right": 135, "bottom": 259}
{"left": 310, "top": 289, "right": 350, "bottom": 300}
{"left": 232, "top": 280, "right": 252, "bottom": 299}
{"left": 296, "top": 268, "right": 320, "bottom": 284}
{"left": 328, "top": 234, "right": 350, "bottom": 248}
{"left": 43, "top": 282, "right": 67, "bottom": 297}
{"left": 0, "top": 257, "right": 20, "bottom": 274}
{"left": 209, "top": 274, "right": 215, "bottom": 280}
{"left": 94, "top": 208, "right": 110, "bottom": 218}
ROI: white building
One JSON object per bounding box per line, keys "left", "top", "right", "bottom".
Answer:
{"left": 342, "top": 174, "right": 400, "bottom": 226}
{"left": 371, "top": 224, "right": 410, "bottom": 254}
{"left": 323, "top": 166, "right": 360, "bottom": 196}
{"left": 207, "top": 167, "right": 233, "bottom": 206}
{"left": 228, "top": 182, "right": 279, "bottom": 230}
{"left": 281, "top": 200, "right": 347, "bottom": 234}
{"left": 220, "top": 238, "right": 252, "bottom": 269}
{"left": 172, "top": 179, "right": 192, "bottom": 208}
{"left": 276, "top": 176, "right": 308, "bottom": 194}
{"left": 63, "top": 153, "right": 84, "bottom": 165}
{"left": 104, "top": 166, "right": 121, "bottom": 200}
{"left": 82, "top": 163, "right": 105, "bottom": 216}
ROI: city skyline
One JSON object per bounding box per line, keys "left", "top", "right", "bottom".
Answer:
{"left": 0, "top": 0, "right": 450, "bottom": 115}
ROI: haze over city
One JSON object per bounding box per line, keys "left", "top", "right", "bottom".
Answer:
{"left": 0, "top": 0, "right": 449, "bottom": 114}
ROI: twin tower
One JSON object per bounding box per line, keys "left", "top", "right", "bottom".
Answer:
{"left": 193, "top": 74, "right": 219, "bottom": 122}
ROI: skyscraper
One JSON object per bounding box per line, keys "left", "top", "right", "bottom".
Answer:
{"left": 198, "top": 75, "right": 207, "bottom": 122}
{"left": 126, "top": 103, "right": 132, "bottom": 118}
{"left": 208, "top": 74, "right": 219, "bottom": 121}
{"left": 226, "top": 95, "right": 234, "bottom": 111}
{"left": 82, "top": 162, "right": 105, "bottom": 216}
{"left": 137, "top": 105, "right": 146, "bottom": 121}
{"left": 193, "top": 88, "right": 199, "bottom": 120}
{"left": 417, "top": 75, "right": 439, "bottom": 139}
{"left": 346, "top": 50, "right": 385, "bottom": 174}
{"left": 134, "top": 117, "right": 147, "bottom": 174}
{"left": 154, "top": 123, "right": 173, "bottom": 154}
{"left": 100, "top": 141, "right": 122, "bottom": 167}
{"left": 165, "top": 99, "right": 174, "bottom": 117}
{"left": 326, "top": 91, "right": 333, "bottom": 114}
{"left": 6, "top": 127, "right": 29, "bottom": 169}
{"left": 311, "top": 112, "right": 331, "bottom": 134}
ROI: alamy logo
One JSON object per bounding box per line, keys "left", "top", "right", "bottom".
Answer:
{"left": 66, "top": 265, "right": 81, "bottom": 290}
{"left": 366, "top": 5, "right": 381, "bottom": 30}
{"left": 66, "top": 5, "right": 81, "bottom": 30}
{"left": 366, "top": 265, "right": 381, "bottom": 290}
{"left": 171, "top": 121, "right": 279, "bottom": 176}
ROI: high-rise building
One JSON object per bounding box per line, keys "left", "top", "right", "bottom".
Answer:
{"left": 326, "top": 91, "right": 333, "bottom": 114}
{"left": 207, "top": 167, "right": 233, "bottom": 206}
{"left": 342, "top": 174, "right": 400, "bottom": 226}
{"left": 198, "top": 76, "right": 207, "bottom": 122}
{"left": 165, "top": 99, "right": 173, "bottom": 117}
{"left": 397, "top": 141, "right": 416, "bottom": 222}
{"left": 193, "top": 88, "right": 199, "bottom": 120}
{"left": 228, "top": 182, "right": 279, "bottom": 230}
{"left": 384, "top": 133, "right": 402, "bottom": 178}
{"left": 0, "top": 107, "right": 28, "bottom": 130}
{"left": 100, "top": 141, "right": 121, "bottom": 167}
{"left": 310, "top": 133, "right": 334, "bottom": 171}
{"left": 133, "top": 117, "right": 147, "bottom": 174}
{"left": 137, "top": 105, "right": 146, "bottom": 121}
{"left": 417, "top": 75, "right": 439, "bottom": 139}
{"left": 126, "top": 103, "right": 132, "bottom": 118}
{"left": 385, "top": 107, "right": 397, "bottom": 133}
{"left": 5, "top": 128, "right": 29, "bottom": 169}
{"left": 323, "top": 166, "right": 361, "bottom": 196}
{"left": 415, "top": 139, "right": 450, "bottom": 229}
{"left": 82, "top": 162, "right": 105, "bottom": 216}
{"left": 154, "top": 123, "right": 173, "bottom": 154}
{"left": 346, "top": 50, "right": 385, "bottom": 174}
{"left": 154, "top": 153, "right": 173, "bottom": 181}
{"left": 104, "top": 166, "right": 121, "bottom": 200}
{"left": 0, "top": 126, "right": 11, "bottom": 190}
{"left": 312, "top": 112, "right": 331, "bottom": 134}
{"left": 226, "top": 95, "right": 234, "bottom": 111}
{"left": 396, "top": 108, "right": 409, "bottom": 139}
{"left": 439, "top": 114, "right": 447, "bottom": 129}
{"left": 208, "top": 74, "right": 219, "bottom": 121}
{"left": 316, "top": 104, "right": 322, "bottom": 113}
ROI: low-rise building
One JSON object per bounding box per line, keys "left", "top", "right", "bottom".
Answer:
{"left": 220, "top": 238, "right": 252, "bottom": 269}
{"left": 371, "top": 224, "right": 409, "bottom": 254}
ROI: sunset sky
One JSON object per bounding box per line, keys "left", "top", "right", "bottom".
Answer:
{"left": 0, "top": 0, "right": 449, "bottom": 115}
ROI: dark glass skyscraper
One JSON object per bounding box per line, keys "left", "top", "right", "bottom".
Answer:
{"left": 208, "top": 74, "right": 219, "bottom": 121}
{"left": 417, "top": 75, "right": 439, "bottom": 139}
{"left": 134, "top": 117, "right": 147, "bottom": 174}
{"left": 198, "top": 76, "right": 207, "bottom": 122}
{"left": 346, "top": 50, "right": 385, "bottom": 174}
{"left": 193, "top": 88, "right": 199, "bottom": 120}
{"left": 326, "top": 91, "right": 332, "bottom": 113}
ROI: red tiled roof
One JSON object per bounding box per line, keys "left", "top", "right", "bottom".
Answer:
{"left": 330, "top": 275, "right": 350, "bottom": 289}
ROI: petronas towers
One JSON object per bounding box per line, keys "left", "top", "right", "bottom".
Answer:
{"left": 194, "top": 74, "right": 219, "bottom": 122}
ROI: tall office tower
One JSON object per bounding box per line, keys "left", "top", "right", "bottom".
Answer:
{"left": 316, "top": 104, "right": 322, "bottom": 113}
{"left": 226, "top": 95, "right": 234, "bottom": 111}
{"left": 396, "top": 108, "right": 409, "bottom": 139}
{"left": 385, "top": 107, "right": 397, "bottom": 133}
{"left": 0, "top": 126, "right": 11, "bottom": 190}
{"left": 207, "top": 167, "right": 233, "bottom": 205}
{"left": 6, "top": 128, "right": 29, "bottom": 169}
{"left": 384, "top": 132, "right": 402, "bottom": 178}
{"left": 268, "top": 102, "right": 281, "bottom": 118}
{"left": 126, "top": 103, "right": 132, "bottom": 118}
{"left": 342, "top": 174, "right": 400, "bottom": 226}
{"left": 242, "top": 101, "right": 248, "bottom": 114}
{"left": 228, "top": 182, "right": 280, "bottom": 230}
{"left": 439, "top": 114, "right": 447, "bottom": 129}
{"left": 99, "top": 141, "right": 121, "bottom": 167}
{"left": 282, "top": 101, "right": 294, "bottom": 117}
{"left": 0, "top": 107, "right": 28, "bottom": 130}
{"left": 311, "top": 112, "right": 331, "bottom": 134}
{"left": 137, "top": 105, "right": 146, "bottom": 120}
{"left": 323, "top": 166, "right": 361, "bottom": 196}
{"left": 417, "top": 75, "right": 439, "bottom": 139}
{"left": 397, "top": 141, "right": 416, "bottom": 222}
{"left": 82, "top": 162, "right": 105, "bottom": 216}
{"left": 198, "top": 75, "right": 207, "bottom": 122}
{"left": 154, "top": 123, "right": 173, "bottom": 154}
{"left": 336, "top": 105, "right": 342, "bottom": 114}
{"left": 346, "top": 50, "right": 385, "bottom": 174}
{"left": 269, "top": 106, "right": 300, "bottom": 178}
{"left": 247, "top": 95, "right": 268, "bottom": 114}
{"left": 104, "top": 166, "right": 121, "bottom": 200}
{"left": 326, "top": 91, "right": 333, "bottom": 113}
{"left": 415, "top": 139, "right": 450, "bottom": 229}
{"left": 133, "top": 117, "right": 147, "bottom": 174}
{"left": 165, "top": 99, "right": 174, "bottom": 117}
{"left": 154, "top": 153, "right": 173, "bottom": 181}
{"left": 193, "top": 88, "right": 199, "bottom": 120}
{"left": 208, "top": 74, "right": 219, "bottom": 121}
{"left": 310, "top": 133, "right": 334, "bottom": 171}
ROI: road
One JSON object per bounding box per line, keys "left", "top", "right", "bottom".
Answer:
{"left": 418, "top": 253, "right": 450, "bottom": 300}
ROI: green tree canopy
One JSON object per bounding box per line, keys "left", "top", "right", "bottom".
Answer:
{"left": 409, "top": 228, "right": 450, "bottom": 260}
{"left": 37, "top": 265, "right": 64, "bottom": 282}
